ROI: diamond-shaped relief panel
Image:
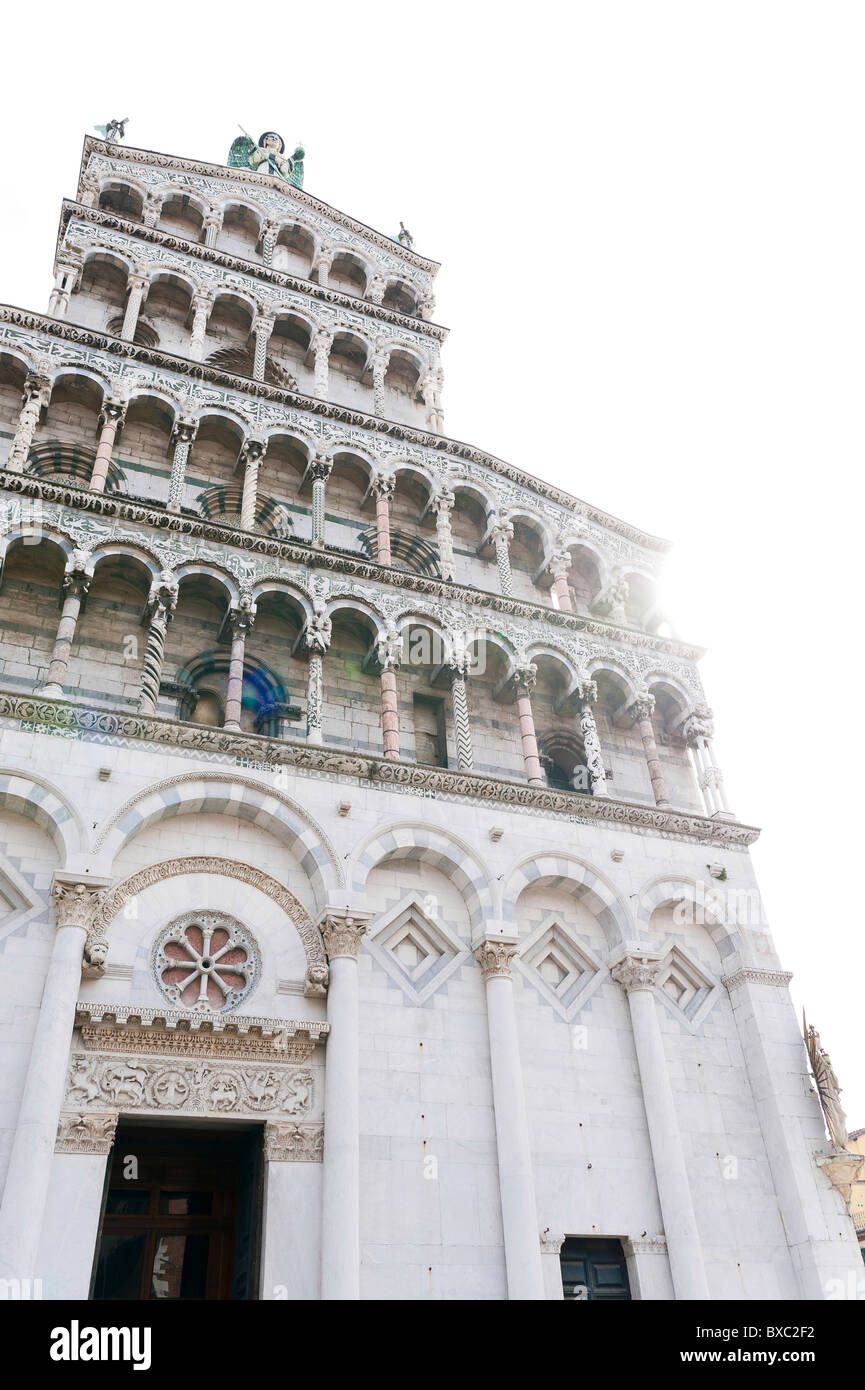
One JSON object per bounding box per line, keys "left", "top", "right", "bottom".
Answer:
{"left": 0, "top": 857, "right": 42, "bottom": 947}
{"left": 516, "top": 916, "right": 607, "bottom": 1021}
{"left": 653, "top": 939, "right": 721, "bottom": 1032}
{"left": 368, "top": 895, "right": 469, "bottom": 1005}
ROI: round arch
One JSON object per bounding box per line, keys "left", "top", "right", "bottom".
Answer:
{"left": 503, "top": 851, "right": 633, "bottom": 947}
{"left": 0, "top": 768, "right": 83, "bottom": 864}
{"left": 349, "top": 821, "right": 494, "bottom": 932}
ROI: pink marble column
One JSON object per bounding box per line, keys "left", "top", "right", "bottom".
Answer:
{"left": 41, "top": 563, "right": 91, "bottom": 696}
{"left": 377, "top": 624, "right": 402, "bottom": 760}
{"left": 223, "top": 600, "right": 256, "bottom": 732}
{"left": 629, "top": 691, "right": 671, "bottom": 808}
{"left": 514, "top": 663, "right": 544, "bottom": 787}
{"left": 89, "top": 398, "right": 125, "bottom": 494}
{"left": 373, "top": 473, "right": 394, "bottom": 567}
{"left": 549, "top": 547, "right": 573, "bottom": 611}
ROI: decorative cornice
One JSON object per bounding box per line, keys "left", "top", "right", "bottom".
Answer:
{"left": 0, "top": 471, "right": 697, "bottom": 659}
{"left": 58, "top": 202, "right": 448, "bottom": 341}
{"left": 622, "top": 1236, "right": 668, "bottom": 1258}
{"left": 723, "top": 967, "right": 793, "bottom": 991}
{"left": 56, "top": 1109, "right": 119, "bottom": 1155}
{"left": 0, "top": 305, "right": 669, "bottom": 552}
{"left": 0, "top": 689, "right": 761, "bottom": 845}
{"left": 79, "top": 137, "right": 441, "bottom": 275}
{"left": 264, "top": 1120, "right": 324, "bottom": 1163}
{"left": 74, "top": 1001, "right": 329, "bottom": 1062}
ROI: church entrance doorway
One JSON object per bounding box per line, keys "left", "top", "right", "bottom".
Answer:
{"left": 559, "top": 1236, "right": 632, "bottom": 1300}
{"left": 91, "top": 1123, "right": 264, "bottom": 1300}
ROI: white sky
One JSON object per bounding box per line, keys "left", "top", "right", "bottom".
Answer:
{"left": 1, "top": 2, "right": 862, "bottom": 1121}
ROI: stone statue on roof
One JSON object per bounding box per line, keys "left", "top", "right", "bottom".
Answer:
{"left": 228, "top": 128, "right": 305, "bottom": 188}
{"left": 397, "top": 221, "right": 414, "bottom": 249}
{"left": 95, "top": 119, "right": 129, "bottom": 143}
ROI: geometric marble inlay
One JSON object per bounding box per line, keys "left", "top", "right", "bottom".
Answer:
{"left": 368, "top": 894, "right": 469, "bottom": 1005}
{"left": 516, "top": 915, "right": 607, "bottom": 1021}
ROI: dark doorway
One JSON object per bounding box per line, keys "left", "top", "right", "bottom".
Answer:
{"left": 91, "top": 1124, "right": 263, "bottom": 1301}
{"left": 560, "top": 1236, "right": 631, "bottom": 1300}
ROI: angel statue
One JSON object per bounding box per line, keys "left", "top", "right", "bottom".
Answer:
{"left": 95, "top": 118, "right": 128, "bottom": 142}
{"left": 804, "top": 1013, "right": 849, "bottom": 1149}
{"left": 227, "top": 128, "right": 305, "bottom": 188}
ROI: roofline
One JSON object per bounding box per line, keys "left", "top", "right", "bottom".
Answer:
{"left": 78, "top": 137, "right": 441, "bottom": 276}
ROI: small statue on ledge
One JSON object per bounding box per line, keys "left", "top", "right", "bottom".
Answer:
{"left": 804, "top": 1012, "right": 849, "bottom": 1148}
{"left": 397, "top": 221, "right": 414, "bottom": 249}
{"left": 95, "top": 118, "right": 129, "bottom": 143}
{"left": 228, "top": 128, "right": 305, "bottom": 188}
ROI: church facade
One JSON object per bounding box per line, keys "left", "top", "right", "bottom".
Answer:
{"left": 0, "top": 130, "right": 858, "bottom": 1301}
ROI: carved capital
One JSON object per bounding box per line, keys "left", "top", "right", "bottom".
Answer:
{"left": 51, "top": 878, "right": 103, "bottom": 931}
{"left": 240, "top": 436, "right": 267, "bottom": 466}
{"left": 372, "top": 471, "right": 395, "bottom": 501}
{"left": 513, "top": 661, "right": 537, "bottom": 693}
{"left": 430, "top": 488, "right": 455, "bottom": 517}
{"left": 628, "top": 691, "right": 655, "bottom": 724}
{"left": 171, "top": 415, "right": 198, "bottom": 448}
{"left": 490, "top": 516, "right": 514, "bottom": 546}
{"left": 539, "top": 1230, "right": 565, "bottom": 1255}
{"left": 548, "top": 546, "right": 572, "bottom": 581}
{"left": 55, "top": 1110, "right": 119, "bottom": 1155}
{"left": 251, "top": 314, "right": 274, "bottom": 341}
{"left": 681, "top": 706, "right": 715, "bottom": 745}
{"left": 147, "top": 569, "right": 179, "bottom": 625}
{"left": 264, "top": 1120, "right": 324, "bottom": 1163}
{"left": 320, "top": 913, "right": 370, "bottom": 961}
{"left": 474, "top": 937, "right": 519, "bottom": 980}
{"left": 309, "top": 454, "right": 333, "bottom": 484}
{"left": 610, "top": 952, "right": 662, "bottom": 994}
{"left": 229, "top": 596, "right": 256, "bottom": 638}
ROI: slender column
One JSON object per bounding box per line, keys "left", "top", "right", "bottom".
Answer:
{"left": 421, "top": 365, "right": 444, "bottom": 432}
{"left": 304, "top": 602, "right": 331, "bottom": 745}
{"left": 78, "top": 175, "right": 100, "bottom": 208}
{"left": 474, "top": 936, "right": 546, "bottom": 1300}
{"left": 610, "top": 954, "right": 710, "bottom": 1300}
{"left": 490, "top": 516, "right": 515, "bottom": 597}
{"left": 373, "top": 472, "right": 394, "bottom": 567}
{"left": 202, "top": 209, "right": 223, "bottom": 248}
{"left": 628, "top": 691, "right": 671, "bottom": 808}
{"left": 40, "top": 559, "right": 90, "bottom": 697}
{"left": 137, "top": 571, "right": 179, "bottom": 715}
{"left": 605, "top": 573, "right": 630, "bottom": 625}
{"left": 239, "top": 437, "right": 266, "bottom": 531}
{"left": 223, "top": 599, "right": 255, "bottom": 731}
{"left": 448, "top": 656, "right": 474, "bottom": 770}
{"left": 7, "top": 374, "right": 50, "bottom": 473}
{"left": 167, "top": 415, "right": 198, "bottom": 512}
{"left": 141, "top": 193, "right": 164, "bottom": 229}
{"left": 540, "top": 1232, "right": 566, "bottom": 1299}
{"left": 704, "top": 739, "right": 733, "bottom": 815}
{"left": 368, "top": 273, "right": 386, "bottom": 305}
{"left": 314, "top": 249, "right": 334, "bottom": 289}
{"left": 261, "top": 221, "right": 278, "bottom": 267}
{"left": 377, "top": 623, "right": 403, "bottom": 760}
{"left": 309, "top": 455, "right": 332, "bottom": 548}
{"left": 320, "top": 911, "right": 373, "bottom": 1300}
{"left": 371, "top": 347, "right": 389, "bottom": 417}
{"left": 251, "top": 314, "right": 274, "bottom": 382}
{"left": 549, "top": 547, "right": 573, "bottom": 611}
{"left": 431, "top": 489, "right": 456, "bottom": 581}
{"left": 579, "top": 693, "right": 607, "bottom": 795}
{"left": 0, "top": 877, "right": 109, "bottom": 1284}
{"left": 682, "top": 709, "right": 718, "bottom": 815}
{"left": 188, "top": 290, "right": 213, "bottom": 361}
{"left": 419, "top": 294, "right": 436, "bottom": 322}
{"left": 513, "top": 662, "right": 544, "bottom": 786}
{"left": 120, "top": 272, "right": 149, "bottom": 342}
{"left": 88, "top": 397, "right": 126, "bottom": 494}
{"left": 48, "top": 257, "right": 81, "bottom": 319}
{"left": 312, "top": 328, "right": 333, "bottom": 400}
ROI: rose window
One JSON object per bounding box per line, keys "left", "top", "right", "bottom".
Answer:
{"left": 153, "top": 912, "right": 260, "bottom": 1013}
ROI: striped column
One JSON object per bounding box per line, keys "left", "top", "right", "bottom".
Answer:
{"left": 240, "top": 437, "right": 266, "bottom": 531}
{"left": 167, "top": 416, "right": 198, "bottom": 513}
{"left": 89, "top": 397, "right": 126, "bottom": 494}
{"left": 261, "top": 221, "right": 278, "bottom": 267}
{"left": 310, "top": 455, "right": 332, "bottom": 548}
{"left": 304, "top": 607, "right": 331, "bottom": 746}
{"left": 40, "top": 562, "right": 91, "bottom": 697}
{"left": 223, "top": 600, "right": 256, "bottom": 732}
{"left": 491, "top": 517, "right": 515, "bottom": 597}
{"left": 251, "top": 315, "right": 274, "bottom": 382}
{"left": 513, "top": 662, "right": 544, "bottom": 787}
{"left": 120, "top": 272, "right": 149, "bottom": 342}
{"left": 629, "top": 691, "right": 670, "bottom": 808}
{"left": 138, "top": 574, "right": 179, "bottom": 715}
{"left": 449, "top": 659, "right": 474, "bottom": 770}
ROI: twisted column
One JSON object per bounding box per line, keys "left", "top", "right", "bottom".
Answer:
{"left": 371, "top": 347, "right": 389, "bottom": 417}
{"left": 548, "top": 547, "right": 573, "bottom": 611}
{"left": 120, "top": 272, "right": 149, "bottom": 342}
{"left": 251, "top": 314, "right": 274, "bottom": 382}
{"left": 579, "top": 694, "right": 607, "bottom": 795}
{"left": 373, "top": 472, "right": 394, "bottom": 567}
{"left": 320, "top": 910, "right": 373, "bottom": 1300}
{"left": 610, "top": 953, "right": 709, "bottom": 1299}
{"left": 239, "top": 437, "right": 266, "bottom": 531}
{"left": 513, "top": 663, "right": 544, "bottom": 786}
{"left": 7, "top": 374, "right": 50, "bottom": 473}
{"left": 0, "top": 877, "right": 109, "bottom": 1284}
{"left": 628, "top": 691, "right": 670, "bottom": 808}
{"left": 431, "top": 489, "right": 456, "bottom": 581}
{"left": 40, "top": 559, "right": 91, "bottom": 697}
{"left": 223, "top": 599, "right": 255, "bottom": 731}
{"left": 304, "top": 602, "right": 331, "bottom": 746}
{"left": 88, "top": 397, "right": 126, "bottom": 494}
{"left": 377, "top": 623, "right": 402, "bottom": 760}
{"left": 449, "top": 655, "right": 474, "bottom": 770}
{"left": 312, "top": 328, "right": 333, "bottom": 400}
{"left": 167, "top": 415, "right": 197, "bottom": 512}
{"left": 491, "top": 516, "right": 515, "bottom": 597}
{"left": 137, "top": 571, "right": 179, "bottom": 715}
{"left": 474, "top": 936, "right": 545, "bottom": 1300}
{"left": 309, "top": 455, "right": 332, "bottom": 548}
{"left": 189, "top": 290, "right": 213, "bottom": 361}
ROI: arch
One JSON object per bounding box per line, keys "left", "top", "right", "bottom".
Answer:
{"left": 585, "top": 657, "right": 639, "bottom": 709}
{"left": 173, "top": 563, "right": 241, "bottom": 606}
{"left": 89, "top": 855, "right": 327, "bottom": 981}
{"left": 350, "top": 822, "right": 494, "bottom": 931}
{"left": 0, "top": 526, "right": 74, "bottom": 569}
{"left": 633, "top": 874, "right": 745, "bottom": 960}
{"left": 92, "top": 771, "right": 343, "bottom": 911}
{"left": 0, "top": 768, "right": 83, "bottom": 864}
{"left": 88, "top": 541, "right": 163, "bottom": 585}
{"left": 324, "top": 595, "right": 387, "bottom": 637}
{"left": 503, "top": 851, "right": 633, "bottom": 947}
{"left": 250, "top": 580, "right": 312, "bottom": 623}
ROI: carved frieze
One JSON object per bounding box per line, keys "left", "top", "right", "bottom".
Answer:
{"left": 55, "top": 1109, "right": 119, "bottom": 1155}
{"left": 264, "top": 1120, "right": 324, "bottom": 1163}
